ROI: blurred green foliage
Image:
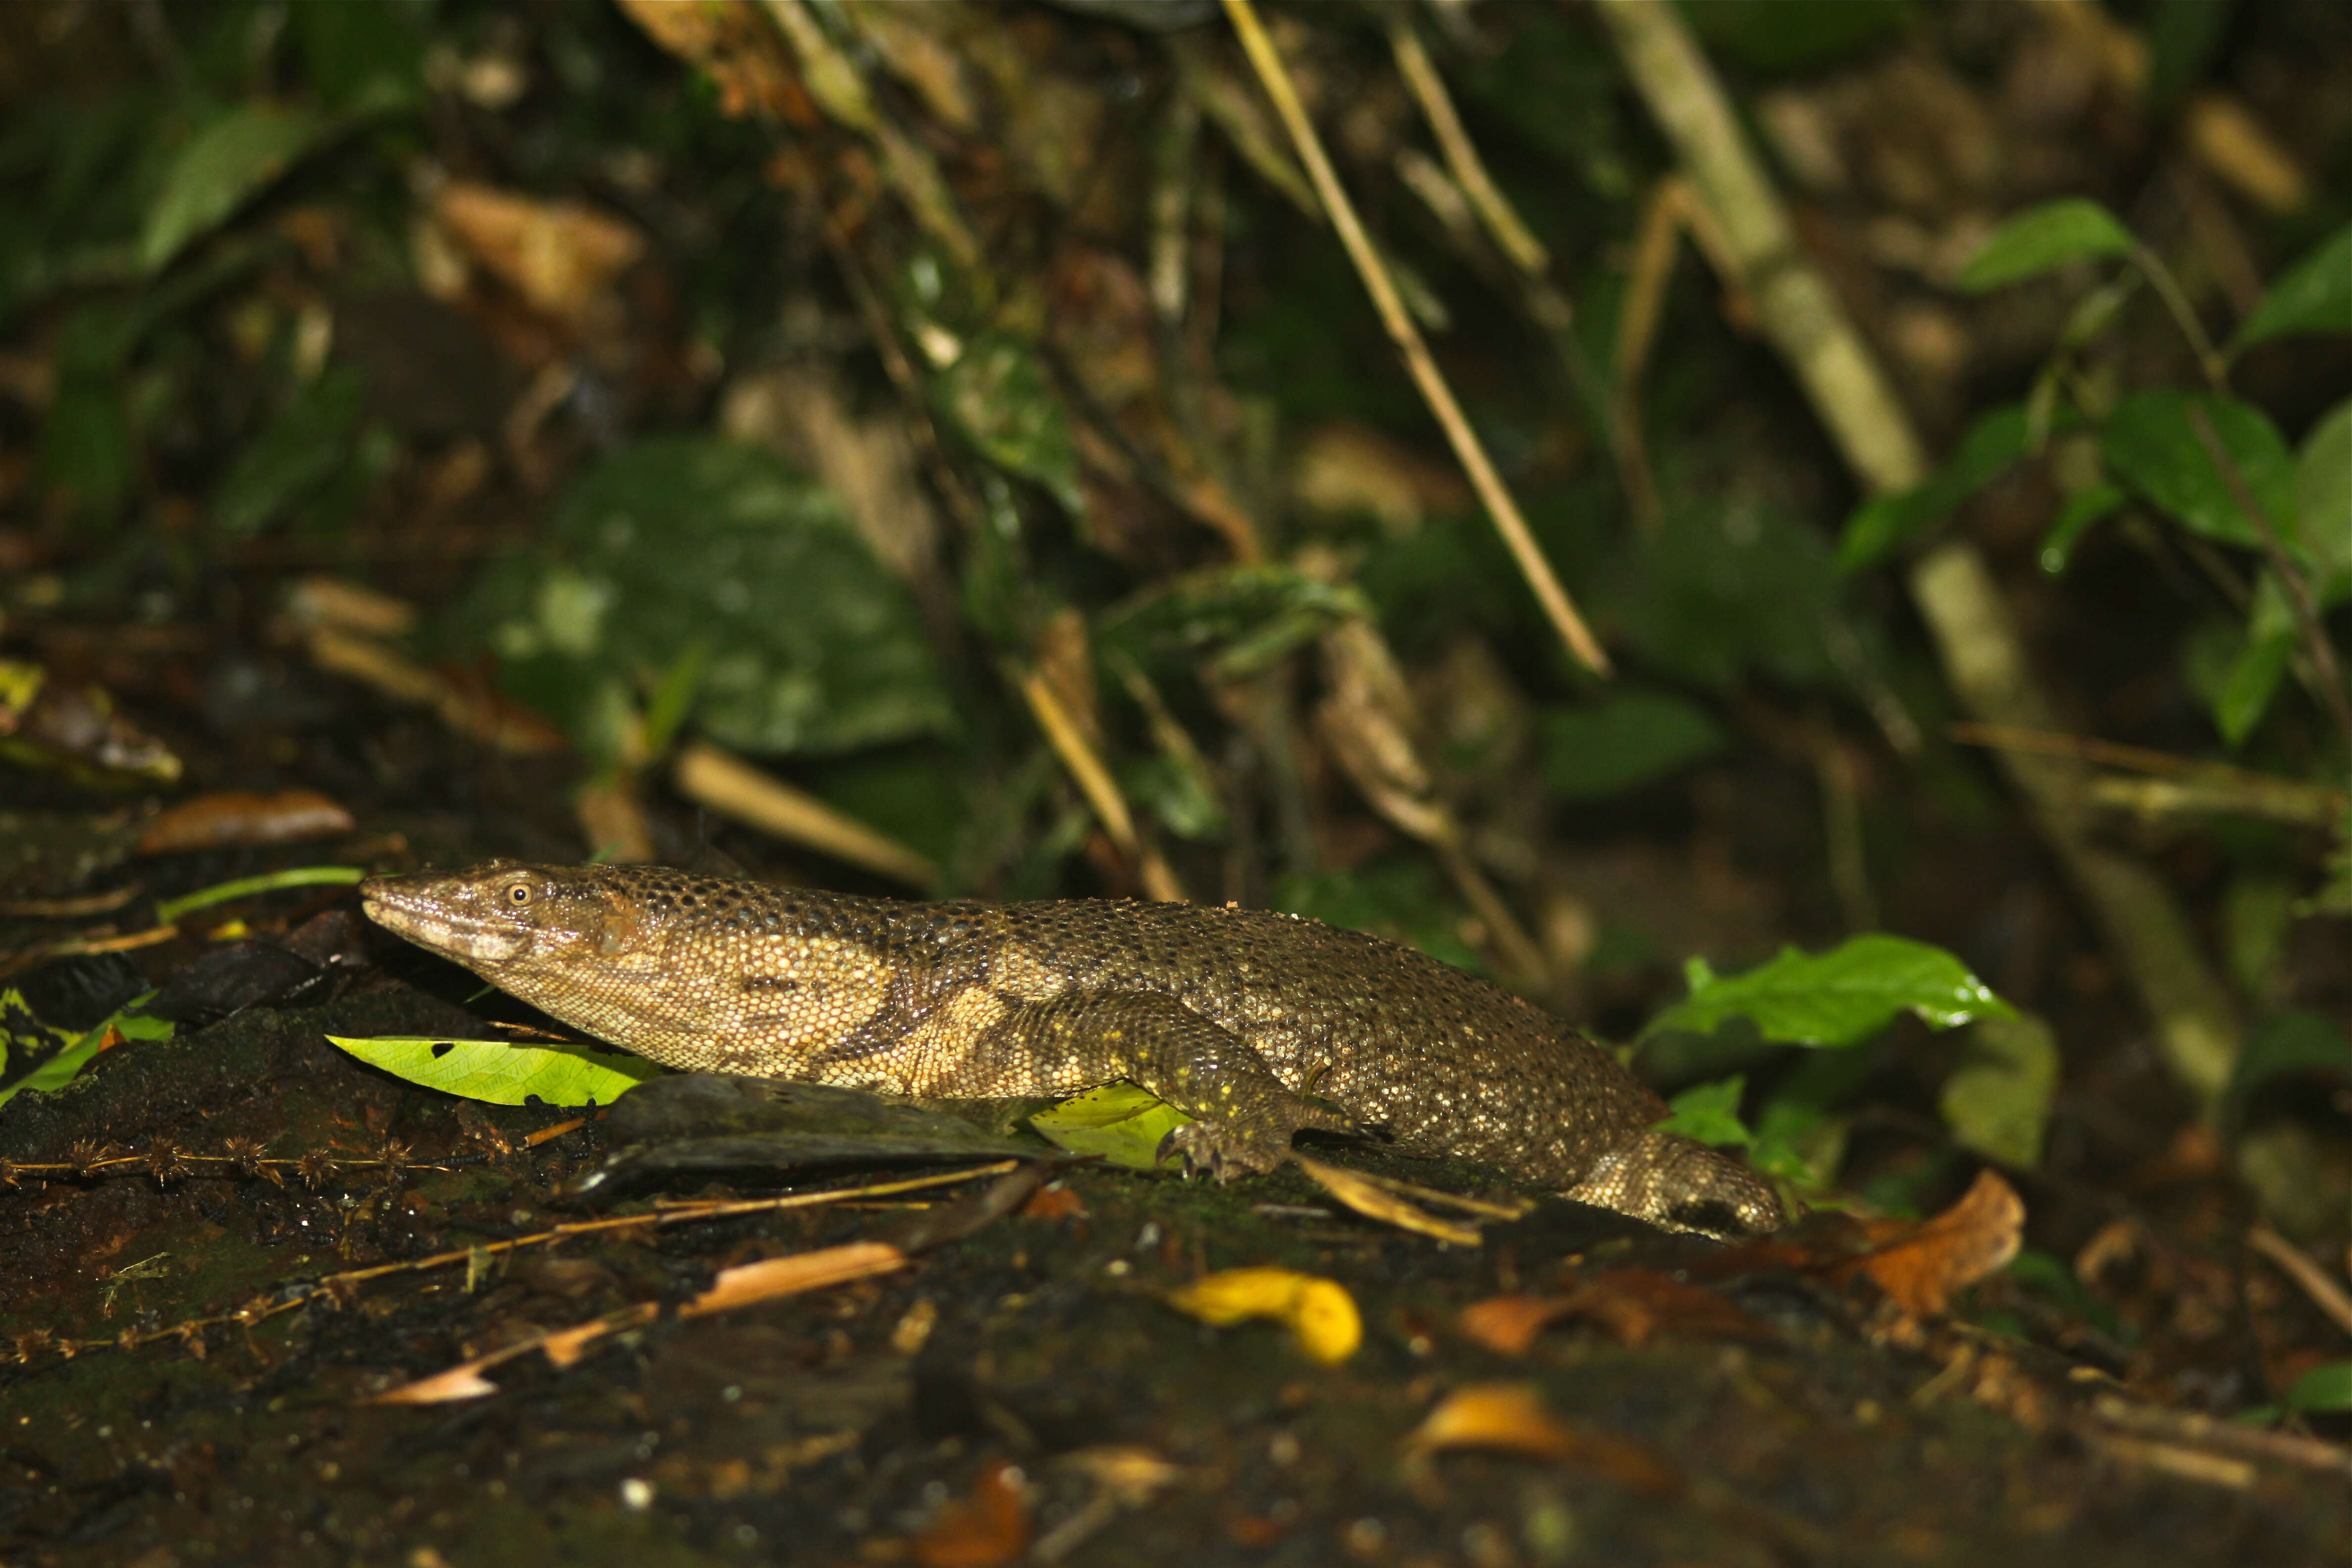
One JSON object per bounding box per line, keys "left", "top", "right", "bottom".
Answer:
{"left": 456, "top": 437, "right": 952, "bottom": 764}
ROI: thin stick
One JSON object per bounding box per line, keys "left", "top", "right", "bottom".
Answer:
{"left": 1387, "top": 21, "right": 1548, "bottom": 277}
{"left": 2188, "top": 405, "right": 2352, "bottom": 744}
{"left": 2131, "top": 242, "right": 2228, "bottom": 392}
{"left": 1223, "top": 0, "right": 1610, "bottom": 677}
{"left": 7, "top": 1161, "right": 1019, "bottom": 1365}
{"left": 1950, "top": 721, "right": 2211, "bottom": 778}
{"left": 2249, "top": 1226, "right": 2352, "bottom": 1340}
{"left": 1022, "top": 670, "right": 1189, "bottom": 903}
{"left": 674, "top": 740, "right": 937, "bottom": 888}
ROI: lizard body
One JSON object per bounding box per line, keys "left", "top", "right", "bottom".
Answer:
{"left": 361, "top": 861, "right": 1782, "bottom": 1236}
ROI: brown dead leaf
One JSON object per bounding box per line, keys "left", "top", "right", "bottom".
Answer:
{"left": 433, "top": 182, "right": 645, "bottom": 325}
{"left": 619, "top": 0, "right": 815, "bottom": 124}
{"left": 2183, "top": 91, "right": 2307, "bottom": 213}
{"left": 1402, "top": 1383, "right": 1680, "bottom": 1498}
{"left": 1315, "top": 618, "right": 1453, "bottom": 847}
{"left": 1291, "top": 420, "right": 1471, "bottom": 537}
{"left": 1460, "top": 1270, "right": 1773, "bottom": 1355}
{"left": 1017, "top": 1184, "right": 1087, "bottom": 1223}
{"left": 372, "top": 1363, "right": 503, "bottom": 1406}
{"left": 1563, "top": 1268, "right": 1776, "bottom": 1349}
{"left": 1456, "top": 1294, "right": 1577, "bottom": 1357}
{"left": 281, "top": 575, "right": 417, "bottom": 638}
{"left": 844, "top": 1, "right": 980, "bottom": 134}
{"left": 295, "top": 625, "right": 565, "bottom": 755}
{"left": 136, "top": 789, "right": 353, "bottom": 856}
{"left": 680, "top": 1241, "right": 908, "bottom": 1318}
{"left": 911, "top": 1460, "right": 1030, "bottom": 1568}
{"left": 1292, "top": 1153, "right": 1481, "bottom": 1247}
{"left": 371, "top": 1243, "right": 905, "bottom": 1404}
{"left": 1853, "top": 1168, "right": 2025, "bottom": 1317}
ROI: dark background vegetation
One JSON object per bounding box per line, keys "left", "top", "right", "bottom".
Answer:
{"left": 0, "top": 1, "right": 2346, "bottom": 1563}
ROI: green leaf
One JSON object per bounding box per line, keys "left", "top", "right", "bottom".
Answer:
{"left": 1540, "top": 690, "right": 1725, "bottom": 800}
{"left": 2147, "top": 0, "right": 2233, "bottom": 110}
{"left": 211, "top": 364, "right": 368, "bottom": 538}
{"left": 2232, "top": 222, "right": 2352, "bottom": 352}
{"left": 1958, "top": 199, "right": 2136, "bottom": 293}
{"left": 0, "top": 995, "right": 170, "bottom": 1110}
{"left": 932, "top": 332, "right": 1081, "bottom": 515}
{"left": 639, "top": 638, "right": 711, "bottom": 761}
{"left": 2039, "top": 481, "right": 2127, "bottom": 575}
{"left": 2287, "top": 1360, "right": 2352, "bottom": 1414}
{"left": 2101, "top": 391, "right": 2296, "bottom": 551}
{"left": 1028, "top": 1082, "right": 1193, "bottom": 1171}
{"left": 153, "top": 865, "right": 365, "bottom": 925}
{"left": 0, "top": 987, "right": 59, "bottom": 1080}
{"left": 1615, "top": 500, "right": 1842, "bottom": 685}
{"left": 1750, "top": 1095, "right": 1847, "bottom": 1189}
{"left": 2223, "top": 1010, "right": 2350, "bottom": 1132}
{"left": 1684, "top": 0, "right": 1915, "bottom": 74}
{"left": 461, "top": 437, "right": 950, "bottom": 758}
{"left": 1099, "top": 566, "right": 1368, "bottom": 684}
{"left": 291, "top": 0, "right": 426, "bottom": 113}
{"left": 2223, "top": 872, "right": 2299, "bottom": 995}
{"left": 2294, "top": 398, "right": 2352, "bottom": 604}
{"left": 141, "top": 103, "right": 325, "bottom": 272}
{"left": 1656, "top": 1075, "right": 1752, "bottom": 1148}
{"left": 326, "top": 1035, "right": 665, "bottom": 1107}
{"left": 1643, "top": 935, "right": 2017, "bottom": 1049}
{"left": 1938, "top": 1013, "right": 2058, "bottom": 1169}
{"left": 2212, "top": 575, "right": 2298, "bottom": 746}
{"left": 1838, "top": 404, "right": 2036, "bottom": 573}
{"left": 38, "top": 303, "right": 143, "bottom": 518}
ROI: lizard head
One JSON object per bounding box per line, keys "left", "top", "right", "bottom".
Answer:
{"left": 361, "top": 860, "right": 652, "bottom": 968}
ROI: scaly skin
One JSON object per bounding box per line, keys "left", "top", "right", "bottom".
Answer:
{"left": 361, "top": 861, "right": 1783, "bottom": 1236}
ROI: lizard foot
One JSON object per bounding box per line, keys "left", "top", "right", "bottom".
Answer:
{"left": 1157, "top": 1103, "right": 1354, "bottom": 1181}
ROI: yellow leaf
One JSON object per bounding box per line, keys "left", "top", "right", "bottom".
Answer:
{"left": 1166, "top": 1266, "right": 1361, "bottom": 1364}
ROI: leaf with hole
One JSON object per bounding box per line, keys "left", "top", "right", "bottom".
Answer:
{"left": 1027, "top": 1081, "right": 1193, "bottom": 1171}
{"left": 326, "top": 1035, "right": 665, "bottom": 1106}
{"left": 0, "top": 995, "right": 171, "bottom": 1110}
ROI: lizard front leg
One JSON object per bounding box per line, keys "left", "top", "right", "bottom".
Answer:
{"left": 980, "top": 990, "right": 1351, "bottom": 1177}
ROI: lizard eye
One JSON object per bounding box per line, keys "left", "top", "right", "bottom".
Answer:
{"left": 506, "top": 882, "right": 533, "bottom": 907}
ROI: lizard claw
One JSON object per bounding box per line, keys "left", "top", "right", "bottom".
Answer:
{"left": 1158, "top": 1120, "right": 1290, "bottom": 1179}
{"left": 1156, "top": 1104, "right": 1356, "bottom": 1180}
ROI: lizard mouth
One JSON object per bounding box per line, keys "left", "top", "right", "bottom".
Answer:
{"left": 360, "top": 875, "right": 530, "bottom": 964}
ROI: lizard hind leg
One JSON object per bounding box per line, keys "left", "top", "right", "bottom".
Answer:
{"left": 982, "top": 990, "right": 1353, "bottom": 1179}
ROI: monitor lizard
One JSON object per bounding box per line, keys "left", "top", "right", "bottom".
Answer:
{"left": 361, "top": 861, "right": 1783, "bottom": 1237}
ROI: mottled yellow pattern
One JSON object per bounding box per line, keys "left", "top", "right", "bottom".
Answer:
{"left": 362, "top": 861, "right": 1782, "bottom": 1236}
